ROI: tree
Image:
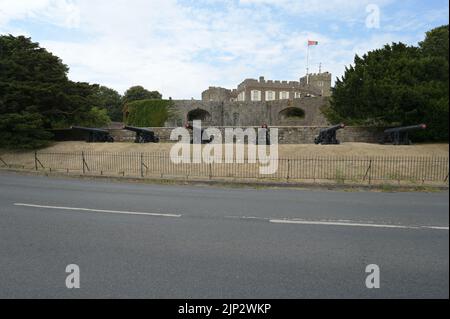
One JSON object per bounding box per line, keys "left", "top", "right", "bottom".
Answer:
{"left": 0, "top": 35, "right": 69, "bottom": 125}
{"left": 326, "top": 25, "right": 449, "bottom": 141}
{"left": 420, "top": 25, "right": 449, "bottom": 62}
{"left": 417, "top": 25, "right": 449, "bottom": 141}
{"left": 122, "top": 86, "right": 162, "bottom": 104}
{"left": 0, "top": 112, "right": 52, "bottom": 149}
{"left": 94, "top": 86, "right": 123, "bottom": 121}
{"left": 75, "top": 107, "right": 111, "bottom": 128}
{"left": 0, "top": 35, "right": 111, "bottom": 148}
{"left": 50, "top": 81, "right": 108, "bottom": 128}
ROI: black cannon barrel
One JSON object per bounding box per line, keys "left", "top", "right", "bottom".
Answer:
{"left": 321, "top": 123, "right": 345, "bottom": 132}
{"left": 315, "top": 123, "right": 345, "bottom": 145}
{"left": 72, "top": 126, "right": 109, "bottom": 133}
{"left": 123, "top": 125, "right": 153, "bottom": 133}
{"left": 123, "top": 125, "right": 159, "bottom": 143}
{"left": 71, "top": 126, "right": 114, "bottom": 143}
{"left": 384, "top": 124, "right": 427, "bottom": 134}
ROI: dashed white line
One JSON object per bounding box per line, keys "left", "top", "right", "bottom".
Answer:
{"left": 13, "top": 203, "right": 449, "bottom": 231}
{"left": 426, "top": 226, "right": 450, "bottom": 230}
{"left": 269, "top": 219, "right": 449, "bottom": 231}
{"left": 14, "top": 203, "right": 181, "bottom": 218}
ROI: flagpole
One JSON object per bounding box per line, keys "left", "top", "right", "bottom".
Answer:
{"left": 306, "top": 43, "right": 310, "bottom": 85}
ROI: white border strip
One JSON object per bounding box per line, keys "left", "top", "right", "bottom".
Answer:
{"left": 14, "top": 203, "right": 181, "bottom": 218}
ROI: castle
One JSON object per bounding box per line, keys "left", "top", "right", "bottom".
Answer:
{"left": 164, "top": 72, "right": 333, "bottom": 127}
{"left": 118, "top": 71, "right": 385, "bottom": 144}
{"left": 201, "top": 72, "right": 332, "bottom": 102}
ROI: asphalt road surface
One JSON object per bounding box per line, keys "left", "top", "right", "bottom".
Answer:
{"left": 0, "top": 172, "right": 448, "bottom": 298}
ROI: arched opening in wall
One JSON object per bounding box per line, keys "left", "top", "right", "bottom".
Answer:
{"left": 278, "top": 107, "right": 305, "bottom": 120}
{"left": 187, "top": 108, "right": 212, "bottom": 123}
{"left": 278, "top": 107, "right": 305, "bottom": 125}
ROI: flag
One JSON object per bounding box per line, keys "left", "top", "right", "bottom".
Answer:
{"left": 308, "top": 40, "right": 319, "bottom": 46}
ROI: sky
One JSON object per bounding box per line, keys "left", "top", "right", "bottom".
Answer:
{"left": 0, "top": 0, "right": 448, "bottom": 99}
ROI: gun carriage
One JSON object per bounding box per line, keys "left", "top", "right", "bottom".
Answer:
{"left": 71, "top": 126, "right": 114, "bottom": 143}
{"left": 314, "top": 124, "right": 345, "bottom": 145}
{"left": 380, "top": 124, "right": 427, "bottom": 145}
{"left": 123, "top": 126, "right": 160, "bottom": 143}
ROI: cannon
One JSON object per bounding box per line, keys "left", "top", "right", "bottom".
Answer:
{"left": 185, "top": 123, "right": 213, "bottom": 144}
{"left": 380, "top": 124, "right": 426, "bottom": 145}
{"left": 123, "top": 126, "right": 160, "bottom": 143}
{"left": 71, "top": 126, "right": 114, "bottom": 143}
{"left": 314, "top": 124, "right": 345, "bottom": 145}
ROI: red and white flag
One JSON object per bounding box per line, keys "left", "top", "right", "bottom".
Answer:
{"left": 308, "top": 40, "right": 319, "bottom": 46}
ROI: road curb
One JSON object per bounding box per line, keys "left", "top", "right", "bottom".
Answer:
{"left": 1, "top": 168, "right": 448, "bottom": 192}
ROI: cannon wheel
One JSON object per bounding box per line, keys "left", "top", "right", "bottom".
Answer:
{"left": 137, "top": 135, "right": 145, "bottom": 143}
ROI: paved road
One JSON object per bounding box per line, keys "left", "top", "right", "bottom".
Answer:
{"left": 0, "top": 172, "right": 448, "bottom": 298}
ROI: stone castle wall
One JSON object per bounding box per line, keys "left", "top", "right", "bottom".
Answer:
{"left": 166, "top": 97, "right": 330, "bottom": 127}
{"left": 112, "top": 94, "right": 385, "bottom": 145}
{"left": 110, "top": 126, "right": 384, "bottom": 144}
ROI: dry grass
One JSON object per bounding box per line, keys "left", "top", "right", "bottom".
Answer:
{"left": 1, "top": 142, "right": 448, "bottom": 186}
{"left": 2, "top": 141, "right": 448, "bottom": 157}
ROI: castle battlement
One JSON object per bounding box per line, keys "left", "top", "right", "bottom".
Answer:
{"left": 203, "top": 72, "right": 332, "bottom": 102}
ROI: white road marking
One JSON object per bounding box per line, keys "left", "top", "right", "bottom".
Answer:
{"left": 14, "top": 203, "right": 181, "bottom": 218}
{"left": 426, "top": 226, "right": 450, "bottom": 230}
{"left": 13, "top": 203, "right": 448, "bottom": 230}
{"left": 269, "top": 219, "right": 449, "bottom": 231}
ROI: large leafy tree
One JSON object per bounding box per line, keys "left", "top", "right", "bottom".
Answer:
{"left": 0, "top": 35, "right": 69, "bottom": 125}
{"left": 0, "top": 35, "right": 111, "bottom": 148}
{"left": 327, "top": 25, "right": 449, "bottom": 141}
{"left": 420, "top": 25, "right": 449, "bottom": 60}
{"left": 417, "top": 25, "right": 449, "bottom": 141}
{"left": 94, "top": 86, "right": 123, "bottom": 121}
{"left": 122, "top": 85, "right": 162, "bottom": 104}
{"left": 0, "top": 112, "right": 52, "bottom": 149}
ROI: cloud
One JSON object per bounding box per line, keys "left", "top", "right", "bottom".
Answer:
{"left": 0, "top": 0, "right": 80, "bottom": 29}
{"left": 40, "top": 0, "right": 292, "bottom": 98}
{"left": 239, "top": 0, "right": 393, "bottom": 17}
{"left": 0, "top": 0, "right": 447, "bottom": 99}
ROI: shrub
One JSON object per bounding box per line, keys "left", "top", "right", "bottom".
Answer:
{"left": 124, "top": 99, "right": 175, "bottom": 127}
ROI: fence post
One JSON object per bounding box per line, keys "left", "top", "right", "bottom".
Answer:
{"left": 34, "top": 151, "right": 38, "bottom": 171}
{"left": 82, "top": 151, "right": 85, "bottom": 174}
{"left": 0, "top": 156, "right": 8, "bottom": 168}
{"left": 209, "top": 163, "right": 212, "bottom": 180}
{"left": 363, "top": 159, "right": 372, "bottom": 184}
{"left": 140, "top": 153, "right": 144, "bottom": 178}
{"left": 286, "top": 159, "right": 290, "bottom": 182}
{"left": 312, "top": 158, "right": 316, "bottom": 183}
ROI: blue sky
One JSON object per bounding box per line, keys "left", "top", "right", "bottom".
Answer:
{"left": 0, "top": 0, "right": 448, "bottom": 99}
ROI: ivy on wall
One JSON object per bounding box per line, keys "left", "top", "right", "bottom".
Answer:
{"left": 124, "top": 99, "right": 175, "bottom": 127}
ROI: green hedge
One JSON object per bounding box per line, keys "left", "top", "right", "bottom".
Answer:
{"left": 124, "top": 99, "right": 174, "bottom": 127}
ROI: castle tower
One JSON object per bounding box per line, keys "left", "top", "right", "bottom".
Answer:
{"left": 300, "top": 72, "right": 332, "bottom": 97}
